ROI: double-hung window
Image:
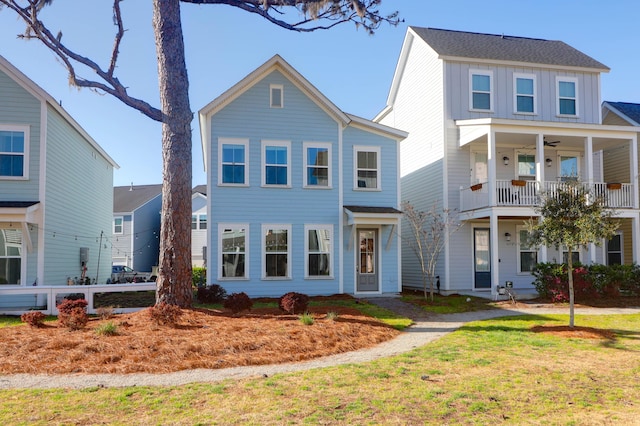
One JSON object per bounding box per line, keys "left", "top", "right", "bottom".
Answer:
{"left": 192, "top": 214, "right": 207, "bottom": 230}
{"left": 557, "top": 77, "right": 578, "bottom": 116}
{"left": 304, "top": 142, "right": 331, "bottom": 188}
{"left": 262, "top": 141, "right": 290, "bottom": 187}
{"left": 470, "top": 70, "right": 493, "bottom": 111}
{"left": 305, "top": 225, "right": 332, "bottom": 278}
{"left": 514, "top": 74, "right": 536, "bottom": 114}
{"left": 354, "top": 146, "right": 380, "bottom": 190}
{"left": 607, "top": 233, "right": 623, "bottom": 265}
{"left": 517, "top": 227, "right": 537, "bottom": 273}
{"left": 219, "top": 138, "right": 248, "bottom": 185}
{"left": 0, "top": 126, "right": 28, "bottom": 179}
{"left": 0, "top": 228, "right": 22, "bottom": 285}
{"left": 113, "top": 217, "right": 123, "bottom": 234}
{"left": 263, "top": 225, "right": 291, "bottom": 278}
{"left": 219, "top": 224, "right": 247, "bottom": 279}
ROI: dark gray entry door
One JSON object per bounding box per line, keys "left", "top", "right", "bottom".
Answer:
{"left": 474, "top": 228, "right": 491, "bottom": 289}
{"left": 357, "top": 229, "right": 378, "bottom": 292}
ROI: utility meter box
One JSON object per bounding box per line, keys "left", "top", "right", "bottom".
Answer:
{"left": 80, "top": 247, "right": 89, "bottom": 264}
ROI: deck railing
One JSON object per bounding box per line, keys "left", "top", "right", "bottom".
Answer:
{"left": 460, "top": 180, "right": 633, "bottom": 212}
{"left": 0, "top": 282, "right": 156, "bottom": 315}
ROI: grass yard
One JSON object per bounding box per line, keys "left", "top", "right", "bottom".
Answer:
{"left": 1, "top": 312, "right": 639, "bottom": 424}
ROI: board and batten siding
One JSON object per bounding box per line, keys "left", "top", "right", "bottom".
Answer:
{"left": 445, "top": 62, "right": 602, "bottom": 124}
{"left": 0, "top": 68, "right": 41, "bottom": 200}
{"left": 42, "top": 105, "right": 114, "bottom": 285}
{"left": 209, "top": 69, "right": 341, "bottom": 297}
{"left": 377, "top": 36, "right": 445, "bottom": 290}
{"left": 130, "top": 197, "right": 161, "bottom": 273}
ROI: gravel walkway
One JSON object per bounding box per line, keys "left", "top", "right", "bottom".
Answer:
{"left": 1, "top": 300, "right": 638, "bottom": 390}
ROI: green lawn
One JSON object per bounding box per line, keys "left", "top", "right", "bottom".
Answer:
{"left": 1, "top": 313, "right": 639, "bottom": 424}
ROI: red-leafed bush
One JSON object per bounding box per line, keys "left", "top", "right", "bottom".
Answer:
{"left": 223, "top": 292, "right": 253, "bottom": 314}
{"left": 196, "top": 284, "right": 227, "bottom": 304}
{"left": 278, "top": 292, "right": 310, "bottom": 314}
{"left": 57, "top": 298, "right": 89, "bottom": 330}
{"left": 147, "top": 302, "right": 183, "bottom": 326}
{"left": 21, "top": 311, "right": 46, "bottom": 327}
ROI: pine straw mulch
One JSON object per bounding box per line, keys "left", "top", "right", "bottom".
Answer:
{"left": 0, "top": 304, "right": 400, "bottom": 375}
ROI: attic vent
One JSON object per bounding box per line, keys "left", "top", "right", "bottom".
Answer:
{"left": 270, "top": 84, "right": 283, "bottom": 108}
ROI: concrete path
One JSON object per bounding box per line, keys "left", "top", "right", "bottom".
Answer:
{"left": 0, "top": 299, "right": 638, "bottom": 389}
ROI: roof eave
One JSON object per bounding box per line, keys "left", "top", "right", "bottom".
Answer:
{"left": 439, "top": 55, "right": 610, "bottom": 73}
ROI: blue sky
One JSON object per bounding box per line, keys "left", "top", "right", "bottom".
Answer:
{"left": 1, "top": 0, "right": 639, "bottom": 187}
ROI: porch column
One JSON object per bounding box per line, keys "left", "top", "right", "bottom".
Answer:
{"left": 487, "top": 129, "right": 497, "bottom": 207}
{"left": 536, "top": 133, "right": 545, "bottom": 185}
{"left": 490, "top": 212, "right": 499, "bottom": 297}
{"left": 585, "top": 136, "right": 594, "bottom": 184}
{"left": 631, "top": 135, "right": 639, "bottom": 209}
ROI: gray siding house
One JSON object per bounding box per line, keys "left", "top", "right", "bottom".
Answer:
{"left": 112, "top": 184, "right": 162, "bottom": 274}
{"left": 376, "top": 28, "right": 639, "bottom": 297}
{"left": 0, "top": 54, "right": 117, "bottom": 301}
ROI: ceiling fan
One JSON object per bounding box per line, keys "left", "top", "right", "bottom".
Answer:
{"left": 543, "top": 137, "right": 561, "bottom": 147}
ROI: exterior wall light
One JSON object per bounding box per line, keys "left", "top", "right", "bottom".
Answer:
{"left": 546, "top": 158, "right": 552, "bottom": 167}
{"left": 503, "top": 156, "right": 509, "bottom": 166}
{"left": 504, "top": 232, "right": 511, "bottom": 242}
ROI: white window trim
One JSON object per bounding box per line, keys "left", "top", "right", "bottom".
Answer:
{"left": 270, "top": 84, "right": 284, "bottom": 108}
{"left": 516, "top": 226, "right": 537, "bottom": 275}
{"left": 0, "top": 124, "right": 30, "bottom": 181}
{"left": 304, "top": 224, "right": 333, "bottom": 279}
{"left": 469, "top": 70, "right": 494, "bottom": 112}
{"left": 218, "top": 137, "right": 249, "bottom": 187}
{"left": 606, "top": 232, "right": 623, "bottom": 266}
{"left": 562, "top": 245, "right": 581, "bottom": 264}
{"left": 113, "top": 216, "right": 124, "bottom": 234}
{"left": 192, "top": 213, "right": 207, "bottom": 230}
{"left": 556, "top": 76, "right": 579, "bottom": 117}
{"left": 262, "top": 224, "right": 292, "bottom": 280}
{"left": 513, "top": 73, "right": 537, "bottom": 115}
{"left": 218, "top": 223, "right": 249, "bottom": 281}
{"left": 261, "top": 140, "right": 291, "bottom": 188}
{"left": 516, "top": 151, "right": 536, "bottom": 179}
{"left": 353, "top": 145, "right": 381, "bottom": 191}
{"left": 303, "top": 142, "right": 332, "bottom": 189}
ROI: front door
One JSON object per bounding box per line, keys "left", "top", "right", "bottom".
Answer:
{"left": 474, "top": 228, "right": 491, "bottom": 289}
{"left": 357, "top": 229, "right": 378, "bottom": 292}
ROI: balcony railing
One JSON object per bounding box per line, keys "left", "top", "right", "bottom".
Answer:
{"left": 460, "top": 180, "right": 633, "bottom": 212}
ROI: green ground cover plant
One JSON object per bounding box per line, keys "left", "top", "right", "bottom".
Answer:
{"left": 1, "top": 313, "right": 638, "bottom": 424}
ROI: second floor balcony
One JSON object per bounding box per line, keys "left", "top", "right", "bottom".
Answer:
{"left": 460, "top": 180, "right": 634, "bottom": 212}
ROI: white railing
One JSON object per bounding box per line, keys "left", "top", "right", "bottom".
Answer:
{"left": 0, "top": 283, "right": 156, "bottom": 315}
{"left": 460, "top": 180, "right": 633, "bottom": 211}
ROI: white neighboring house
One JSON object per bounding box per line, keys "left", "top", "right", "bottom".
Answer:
{"left": 192, "top": 185, "right": 207, "bottom": 268}
{"left": 375, "top": 27, "right": 640, "bottom": 297}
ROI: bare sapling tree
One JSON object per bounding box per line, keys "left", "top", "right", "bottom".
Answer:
{"left": 402, "top": 201, "right": 461, "bottom": 301}
{"left": 0, "top": 0, "right": 401, "bottom": 307}
{"left": 526, "top": 180, "right": 618, "bottom": 327}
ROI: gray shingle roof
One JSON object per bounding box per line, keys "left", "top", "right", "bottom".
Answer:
{"left": 192, "top": 185, "right": 207, "bottom": 196}
{"left": 410, "top": 27, "right": 608, "bottom": 70}
{"left": 0, "top": 201, "right": 39, "bottom": 208}
{"left": 344, "top": 206, "right": 402, "bottom": 215}
{"left": 604, "top": 101, "right": 640, "bottom": 126}
{"left": 114, "top": 184, "right": 162, "bottom": 213}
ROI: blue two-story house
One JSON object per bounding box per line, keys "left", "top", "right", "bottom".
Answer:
{"left": 198, "top": 55, "right": 407, "bottom": 297}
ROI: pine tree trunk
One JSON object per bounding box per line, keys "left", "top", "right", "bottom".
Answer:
{"left": 152, "top": 0, "right": 193, "bottom": 307}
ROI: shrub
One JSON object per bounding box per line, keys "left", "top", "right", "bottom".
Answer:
{"left": 95, "top": 321, "right": 118, "bottom": 336}
{"left": 21, "top": 311, "right": 46, "bottom": 327}
{"left": 278, "top": 292, "right": 310, "bottom": 314}
{"left": 223, "top": 292, "right": 253, "bottom": 314}
{"left": 326, "top": 311, "right": 338, "bottom": 321}
{"left": 192, "top": 267, "right": 207, "bottom": 287}
{"left": 96, "top": 306, "right": 115, "bottom": 320}
{"left": 147, "top": 302, "right": 183, "bottom": 326}
{"left": 299, "top": 312, "right": 314, "bottom": 325}
{"left": 57, "top": 298, "right": 89, "bottom": 330}
{"left": 196, "top": 284, "right": 227, "bottom": 304}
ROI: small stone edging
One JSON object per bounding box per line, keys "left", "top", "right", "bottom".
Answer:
{"left": 0, "top": 300, "right": 638, "bottom": 389}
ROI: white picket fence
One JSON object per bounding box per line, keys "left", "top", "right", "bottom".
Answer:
{"left": 0, "top": 283, "right": 157, "bottom": 316}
